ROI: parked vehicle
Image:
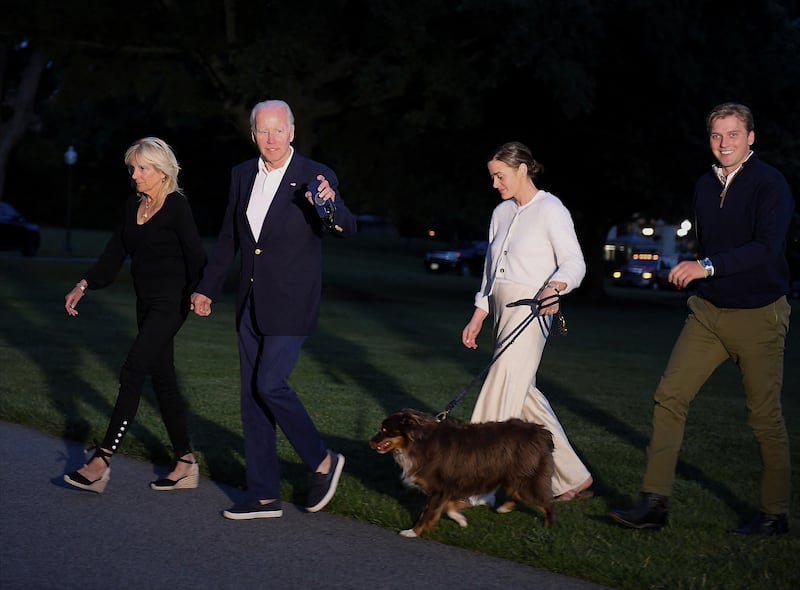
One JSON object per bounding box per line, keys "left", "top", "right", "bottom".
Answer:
{"left": 0, "top": 201, "right": 40, "bottom": 257}
{"left": 611, "top": 253, "right": 676, "bottom": 289}
{"left": 424, "top": 240, "right": 488, "bottom": 276}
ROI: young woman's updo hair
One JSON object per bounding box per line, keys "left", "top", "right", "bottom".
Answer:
{"left": 489, "top": 141, "right": 544, "bottom": 184}
{"left": 124, "top": 137, "right": 183, "bottom": 196}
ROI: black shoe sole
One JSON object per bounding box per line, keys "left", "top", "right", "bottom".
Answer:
{"left": 610, "top": 512, "right": 666, "bottom": 530}
{"left": 306, "top": 453, "right": 345, "bottom": 513}
{"left": 729, "top": 527, "right": 789, "bottom": 536}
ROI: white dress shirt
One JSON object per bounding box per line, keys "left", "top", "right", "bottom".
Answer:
{"left": 246, "top": 148, "right": 294, "bottom": 240}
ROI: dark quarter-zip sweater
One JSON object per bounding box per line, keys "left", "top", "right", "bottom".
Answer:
{"left": 693, "top": 153, "right": 794, "bottom": 309}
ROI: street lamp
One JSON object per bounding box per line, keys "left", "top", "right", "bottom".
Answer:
{"left": 64, "top": 145, "right": 78, "bottom": 253}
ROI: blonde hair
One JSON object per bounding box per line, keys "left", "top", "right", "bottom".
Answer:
{"left": 706, "top": 103, "right": 754, "bottom": 134}
{"left": 124, "top": 137, "right": 183, "bottom": 195}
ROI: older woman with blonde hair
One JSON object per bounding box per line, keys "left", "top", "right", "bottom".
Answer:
{"left": 63, "top": 137, "right": 206, "bottom": 494}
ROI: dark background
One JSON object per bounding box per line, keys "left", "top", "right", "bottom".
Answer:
{"left": 2, "top": 0, "right": 799, "bottom": 297}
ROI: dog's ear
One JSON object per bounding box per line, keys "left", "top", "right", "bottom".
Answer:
{"left": 400, "top": 410, "right": 425, "bottom": 427}
{"left": 400, "top": 416, "right": 417, "bottom": 429}
{"left": 399, "top": 410, "right": 436, "bottom": 443}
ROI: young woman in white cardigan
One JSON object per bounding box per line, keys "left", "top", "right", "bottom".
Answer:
{"left": 461, "top": 141, "right": 593, "bottom": 505}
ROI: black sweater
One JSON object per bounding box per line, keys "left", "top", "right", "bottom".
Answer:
{"left": 694, "top": 154, "right": 794, "bottom": 308}
{"left": 84, "top": 193, "right": 206, "bottom": 300}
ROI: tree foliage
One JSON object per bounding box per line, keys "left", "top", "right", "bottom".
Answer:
{"left": 2, "top": 0, "right": 798, "bottom": 296}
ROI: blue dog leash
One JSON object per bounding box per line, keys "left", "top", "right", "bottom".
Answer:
{"left": 435, "top": 293, "right": 566, "bottom": 423}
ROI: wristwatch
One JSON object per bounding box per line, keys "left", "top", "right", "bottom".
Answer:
{"left": 700, "top": 257, "right": 715, "bottom": 277}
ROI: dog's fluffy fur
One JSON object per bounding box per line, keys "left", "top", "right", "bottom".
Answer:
{"left": 370, "top": 408, "right": 555, "bottom": 537}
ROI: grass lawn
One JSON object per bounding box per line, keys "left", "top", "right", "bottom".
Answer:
{"left": 1, "top": 227, "right": 798, "bottom": 590}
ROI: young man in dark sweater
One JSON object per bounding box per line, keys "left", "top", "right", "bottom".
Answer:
{"left": 611, "top": 103, "right": 795, "bottom": 536}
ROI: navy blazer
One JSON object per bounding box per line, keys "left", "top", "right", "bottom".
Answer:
{"left": 197, "top": 152, "right": 357, "bottom": 335}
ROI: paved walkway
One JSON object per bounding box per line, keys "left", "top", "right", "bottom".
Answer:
{"left": 0, "top": 420, "right": 611, "bottom": 589}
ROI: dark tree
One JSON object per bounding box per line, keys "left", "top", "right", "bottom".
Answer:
{"left": 2, "top": 0, "right": 798, "bottom": 296}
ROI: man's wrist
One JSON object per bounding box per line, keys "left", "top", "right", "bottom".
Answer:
{"left": 698, "top": 258, "right": 714, "bottom": 278}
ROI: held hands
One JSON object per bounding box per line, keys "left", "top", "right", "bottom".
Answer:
{"left": 668, "top": 260, "right": 706, "bottom": 290}
{"left": 190, "top": 292, "right": 213, "bottom": 317}
{"left": 304, "top": 175, "right": 336, "bottom": 205}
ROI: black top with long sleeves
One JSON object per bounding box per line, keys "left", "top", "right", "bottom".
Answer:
{"left": 84, "top": 192, "right": 206, "bottom": 300}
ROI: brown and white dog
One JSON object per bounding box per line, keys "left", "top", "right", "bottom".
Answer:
{"left": 369, "top": 408, "right": 555, "bottom": 537}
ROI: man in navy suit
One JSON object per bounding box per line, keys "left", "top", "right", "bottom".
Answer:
{"left": 191, "top": 99, "right": 357, "bottom": 519}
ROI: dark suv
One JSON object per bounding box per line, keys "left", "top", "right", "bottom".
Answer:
{"left": 424, "top": 241, "right": 488, "bottom": 277}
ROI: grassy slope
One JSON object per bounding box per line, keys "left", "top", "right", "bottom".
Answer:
{"left": 1, "top": 228, "right": 798, "bottom": 590}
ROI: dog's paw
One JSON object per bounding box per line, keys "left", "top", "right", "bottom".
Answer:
{"left": 399, "top": 528, "right": 418, "bottom": 538}
{"left": 446, "top": 510, "right": 469, "bottom": 528}
{"left": 495, "top": 501, "right": 516, "bottom": 514}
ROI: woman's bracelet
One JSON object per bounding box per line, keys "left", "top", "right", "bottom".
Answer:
{"left": 75, "top": 282, "right": 86, "bottom": 292}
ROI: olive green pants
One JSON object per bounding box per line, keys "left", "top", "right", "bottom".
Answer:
{"left": 642, "top": 295, "right": 791, "bottom": 514}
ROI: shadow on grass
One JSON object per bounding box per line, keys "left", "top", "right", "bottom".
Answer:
{"left": 3, "top": 252, "right": 790, "bottom": 529}
{"left": 301, "top": 279, "right": 759, "bottom": 523}
{"left": 539, "top": 376, "right": 758, "bottom": 520}
{"left": 0, "top": 257, "right": 246, "bottom": 485}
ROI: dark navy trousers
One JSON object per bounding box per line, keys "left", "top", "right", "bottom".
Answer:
{"left": 238, "top": 297, "right": 327, "bottom": 500}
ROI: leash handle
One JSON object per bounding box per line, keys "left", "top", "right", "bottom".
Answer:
{"left": 509, "top": 293, "right": 567, "bottom": 337}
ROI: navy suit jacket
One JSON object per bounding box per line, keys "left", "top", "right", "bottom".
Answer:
{"left": 197, "top": 152, "right": 357, "bottom": 335}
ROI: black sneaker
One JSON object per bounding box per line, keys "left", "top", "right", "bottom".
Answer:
{"left": 222, "top": 500, "right": 283, "bottom": 520}
{"left": 306, "top": 451, "right": 344, "bottom": 513}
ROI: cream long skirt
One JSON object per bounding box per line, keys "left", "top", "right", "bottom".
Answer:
{"left": 470, "top": 281, "right": 590, "bottom": 496}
